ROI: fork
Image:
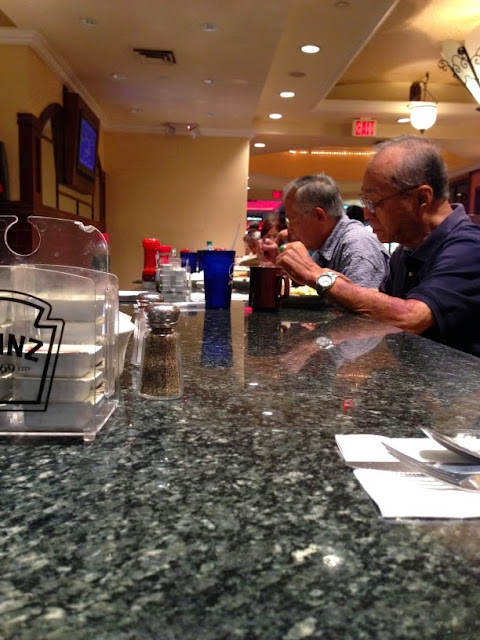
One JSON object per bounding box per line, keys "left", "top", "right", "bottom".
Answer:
{"left": 383, "top": 443, "right": 480, "bottom": 492}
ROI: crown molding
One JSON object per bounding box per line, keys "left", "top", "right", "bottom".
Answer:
{"left": 105, "top": 122, "right": 254, "bottom": 137}
{"left": 0, "top": 27, "right": 107, "bottom": 124}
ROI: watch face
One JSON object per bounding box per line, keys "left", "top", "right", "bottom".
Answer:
{"left": 318, "top": 274, "right": 334, "bottom": 288}
{"left": 315, "top": 336, "right": 334, "bottom": 349}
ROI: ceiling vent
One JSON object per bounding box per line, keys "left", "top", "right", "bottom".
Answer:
{"left": 133, "top": 48, "right": 176, "bottom": 64}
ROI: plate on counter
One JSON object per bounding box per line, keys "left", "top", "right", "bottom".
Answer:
{"left": 233, "top": 276, "right": 250, "bottom": 290}
{"left": 283, "top": 286, "right": 330, "bottom": 309}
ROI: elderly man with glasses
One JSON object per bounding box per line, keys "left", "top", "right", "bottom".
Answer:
{"left": 276, "top": 135, "right": 480, "bottom": 357}
{"left": 262, "top": 173, "right": 390, "bottom": 288}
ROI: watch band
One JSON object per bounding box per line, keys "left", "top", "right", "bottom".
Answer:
{"left": 315, "top": 271, "right": 338, "bottom": 294}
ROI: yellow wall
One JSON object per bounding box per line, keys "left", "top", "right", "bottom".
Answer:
{"left": 0, "top": 44, "right": 249, "bottom": 287}
{"left": 104, "top": 133, "right": 249, "bottom": 288}
{"left": 0, "top": 44, "right": 63, "bottom": 200}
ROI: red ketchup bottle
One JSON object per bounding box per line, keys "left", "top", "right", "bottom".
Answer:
{"left": 142, "top": 238, "right": 160, "bottom": 282}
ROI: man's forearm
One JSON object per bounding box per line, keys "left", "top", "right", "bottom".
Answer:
{"left": 310, "top": 274, "right": 433, "bottom": 335}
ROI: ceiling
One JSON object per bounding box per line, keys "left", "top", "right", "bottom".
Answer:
{"left": 2, "top": 0, "right": 480, "bottom": 200}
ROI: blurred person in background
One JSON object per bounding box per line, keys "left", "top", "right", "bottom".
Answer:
{"left": 239, "top": 222, "right": 262, "bottom": 266}
{"left": 260, "top": 219, "right": 287, "bottom": 243}
{"left": 345, "top": 204, "right": 365, "bottom": 224}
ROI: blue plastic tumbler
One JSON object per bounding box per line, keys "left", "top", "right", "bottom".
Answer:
{"left": 181, "top": 250, "right": 197, "bottom": 273}
{"left": 197, "top": 249, "right": 207, "bottom": 273}
{"left": 203, "top": 250, "right": 235, "bottom": 309}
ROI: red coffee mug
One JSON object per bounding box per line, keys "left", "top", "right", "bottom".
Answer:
{"left": 248, "top": 266, "right": 290, "bottom": 311}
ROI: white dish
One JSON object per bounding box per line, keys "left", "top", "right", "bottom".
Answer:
{"left": 20, "top": 388, "right": 106, "bottom": 431}
{"left": 22, "top": 344, "right": 103, "bottom": 378}
{"left": 15, "top": 369, "right": 103, "bottom": 403}
{"left": 0, "top": 373, "right": 12, "bottom": 400}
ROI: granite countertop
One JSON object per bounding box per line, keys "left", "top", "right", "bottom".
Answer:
{"left": 2, "top": 300, "right": 480, "bottom": 639}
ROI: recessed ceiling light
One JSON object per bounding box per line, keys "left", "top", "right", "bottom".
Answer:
{"left": 301, "top": 45, "right": 320, "bottom": 54}
{"left": 79, "top": 17, "right": 97, "bottom": 26}
{"left": 334, "top": 1, "right": 351, "bottom": 8}
{"left": 269, "top": 113, "right": 283, "bottom": 120}
{"left": 130, "top": 107, "right": 141, "bottom": 114}
{"left": 253, "top": 142, "right": 266, "bottom": 148}
{"left": 111, "top": 72, "right": 127, "bottom": 80}
{"left": 280, "top": 91, "right": 295, "bottom": 98}
{"left": 203, "top": 78, "right": 215, "bottom": 85}
{"left": 397, "top": 117, "right": 410, "bottom": 123}
{"left": 201, "top": 23, "right": 217, "bottom": 32}
{"left": 288, "top": 71, "right": 307, "bottom": 78}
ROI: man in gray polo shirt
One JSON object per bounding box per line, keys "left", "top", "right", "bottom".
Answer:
{"left": 263, "top": 174, "right": 389, "bottom": 288}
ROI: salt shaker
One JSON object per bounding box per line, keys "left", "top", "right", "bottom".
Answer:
{"left": 138, "top": 302, "right": 183, "bottom": 400}
{"left": 131, "top": 291, "right": 164, "bottom": 367}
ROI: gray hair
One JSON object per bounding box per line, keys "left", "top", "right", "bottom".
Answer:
{"left": 373, "top": 135, "right": 449, "bottom": 200}
{"left": 283, "top": 174, "right": 344, "bottom": 219}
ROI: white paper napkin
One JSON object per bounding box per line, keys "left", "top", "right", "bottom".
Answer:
{"left": 336, "top": 434, "right": 480, "bottom": 519}
{"left": 354, "top": 469, "right": 480, "bottom": 519}
{"left": 335, "top": 434, "right": 467, "bottom": 467}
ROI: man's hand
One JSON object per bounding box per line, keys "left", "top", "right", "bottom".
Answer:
{"left": 259, "top": 238, "right": 280, "bottom": 266}
{"left": 276, "top": 241, "right": 322, "bottom": 287}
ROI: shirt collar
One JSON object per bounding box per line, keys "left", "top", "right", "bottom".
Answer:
{"left": 409, "top": 203, "right": 467, "bottom": 262}
{"left": 312, "top": 214, "right": 349, "bottom": 262}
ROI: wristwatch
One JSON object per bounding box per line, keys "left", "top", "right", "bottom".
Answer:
{"left": 315, "top": 335, "right": 334, "bottom": 350}
{"left": 315, "top": 271, "right": 338, "bottom": 294}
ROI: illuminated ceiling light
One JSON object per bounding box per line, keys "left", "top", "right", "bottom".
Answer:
{"left": 203, "top": 78, "right": 215, "bottom": 85}
{"left": 288, "top": 149, "right": 375, "bottom": 156}
{"left": 280, "top": 91, "right": 295, "bottom": 98}
{"left": 269, "top": 113, "right": 283, "bottom": 119}
{"left": 440, "top": 27, "right": 480, "bottom": 107}
{"left": 397, "top": 117, "right": 410, "bottom": 123}
{"left": 129, "top": 107, "right": 142, "bottom": 114}
{"left": 301, "top": 44, "right": 320, "bottom": 54}
{"left": 111, "top": 72, "right": 127, "bottom": 80}
{"left": 253, "top": 142, "right": 266, "bottom": 148}
{"left": 407, "top": 72, "right": 437, "bottom": 133}
{"left": 79, "top": 17, "right": 97, "bottom": 26}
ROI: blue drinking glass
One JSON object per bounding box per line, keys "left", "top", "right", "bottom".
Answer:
{"left": 203, "top": 250, "right": 235, "bottom": 309}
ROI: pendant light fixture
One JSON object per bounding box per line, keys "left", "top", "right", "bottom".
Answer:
{"left": 408, "top": 72, "right": 437, "bottom": 133}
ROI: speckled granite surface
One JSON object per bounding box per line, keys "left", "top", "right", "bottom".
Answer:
{"left": 1, "top": 300, "right": 480, "bottom": 639}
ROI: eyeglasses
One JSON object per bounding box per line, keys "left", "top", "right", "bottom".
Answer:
{"left": 359, "top": 185, "right": 421, "bottom": 214}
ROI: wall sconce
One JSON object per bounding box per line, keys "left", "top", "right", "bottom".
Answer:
{"left": 439, "top": 26, "right": 480, "bottom": 108}
{"left": 408, "top": 72, "right": 437, "bottom": 133}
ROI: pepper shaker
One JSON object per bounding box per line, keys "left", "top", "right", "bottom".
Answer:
{"left": 138, "top": 302, "right": 183, "bottom": 400}
{"left": 131, "top": 291, "right": 164, "bottom": 367}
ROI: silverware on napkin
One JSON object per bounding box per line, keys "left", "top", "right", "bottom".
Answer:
{"left": 383, "top": 443, "right": 480, "bottom": 493}
{"left": 422, "top": 428, "right": 480, "bottom": 463}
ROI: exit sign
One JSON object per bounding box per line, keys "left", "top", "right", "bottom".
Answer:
{"left": 352, "top": 119, "right": 377, "bottom": 137}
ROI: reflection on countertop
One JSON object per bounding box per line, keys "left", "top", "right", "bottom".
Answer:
{"left": 1, "top": 301, "right": 480, "bottom": 639}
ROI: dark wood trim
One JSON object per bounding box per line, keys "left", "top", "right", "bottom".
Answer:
{"left": 9, "top": 99, "right": 106, "bottom": 252}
